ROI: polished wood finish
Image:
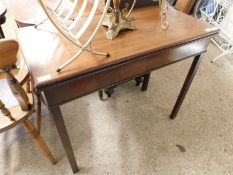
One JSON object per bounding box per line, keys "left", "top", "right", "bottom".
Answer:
{"left": 16, "top": 48, "right": 30, "bottom": 85}
{"left": 8, "top": 0, "right": 101, "bottom": 27}
{"left": 0, "top": 39, "right": 56, "bottom": 165}
{"left": 37, "top": 37, "right": 210, "bottom": 107}
{"left": 142, "top": 73, "right": 151, "bottom": 91}
{"left": 170, "top": 54, "right": 202, "bottom": 119}
{"left": 15, "top": 48, "right": 42, "bottom": 131}
{"left": 0, "top": 39, "right": 30, "bottom": 111}
{"left": 0, "top": 100, "right": 15, "bottom": 121}
{"left": 23, "top": 119, "right": 57, "bottom": 164}
{"left": 4, "top": 68, "right": 31, "bottom": 111}
{"left": 35, "top": 90, "right": 42, "bottom": 132}
{"left": 49, "top": 106, "right": 79, "bottom": 172}
{"left": 17, "top": 6, "right": 218, "bottom": 173}
{"left": 7, "top": 0, "right": 61, "bottom": 27}
{"left": 0, "top": 39, "right": 18, "bottom": 67}
{"left": 17, "top": 7, "right": 216, "bottom": 91}
{"left": 0, "top": 93, "right": 33, "bottom": 133}
{"left": 176, "top": 0, "right": 196, "bottom": 14}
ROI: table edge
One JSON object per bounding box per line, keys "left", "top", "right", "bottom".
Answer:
{"left": 29, "top": 30, "right": 218, "bottom": 91}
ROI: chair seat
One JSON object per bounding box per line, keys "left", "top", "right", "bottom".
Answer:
{"left": 0, "top": 92, "right": 33, "bottom": 133}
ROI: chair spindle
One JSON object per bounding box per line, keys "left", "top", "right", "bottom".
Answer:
{"left": 0, "top": 100, "right": 15, "bottom": 121}
{"left": 3, "top": 67, "right": 31, "bottom": 111}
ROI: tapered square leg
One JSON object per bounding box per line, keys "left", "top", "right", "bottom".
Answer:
{"left": 142, "top": 73, "right": 151, "bottom": 91}
{"left": 170, "top": 55, "right": 202, "bottom": 120}
{"left": 0, "top": 26, "right": 5, "bottom": 38}
{"left": 49, "top": 106, "right": 79, "bottom": 173}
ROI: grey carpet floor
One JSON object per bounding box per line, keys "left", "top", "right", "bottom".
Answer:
{"left": 1, "top": 2, "right": 233, "bottom": 175}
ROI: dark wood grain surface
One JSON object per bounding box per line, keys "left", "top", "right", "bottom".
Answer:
{"left": 7, "top": 0, "right": 61, "bottom": 27}
{"left": 8, "top": 0, "right": 100, "bottom": 27}
{"left": 16, "top": 6, "right": 218, "bottom": 173}
{"left": 17, "top": 6, "right": 217, "bottom": 91}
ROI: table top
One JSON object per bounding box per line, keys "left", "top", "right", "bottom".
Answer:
{"left": 8, "top": 0, "right": 103, "bottom": 27}
{"left": 7, "top": 0, "right": 61, "bottom": 26}
{"left": 17, "top": 6, "right": 217, "bottom": 90}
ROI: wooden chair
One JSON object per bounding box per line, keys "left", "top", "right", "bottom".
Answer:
{"left": 0, "top": 41, "right": 42, "bottom": 133}
{"left": 16, "top": 48, "right": 43, "bottom": 133}
{"left": 1, "top": 0, "right": 42, "bottom": 132}
{"left": 176, "top": 0, "right": 197, "bottom": 14}
{"left": 0, "top": 39, "right": 57, "bottom": 165}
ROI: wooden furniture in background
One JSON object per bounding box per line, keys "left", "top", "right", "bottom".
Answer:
{"left": 0, "top": 2, "right": 7, "bottom": 38}
{"left": 0, "top": 1, "right": 43, "bottom": 131}
{"left": 0, "top": 39, "right": 57, "bottom": 165}
{"left": 17, "top": 7, "right": 218, "bottom": 173}
{"left": 7, "top": 0, "right": 62, "bottom": 27}
{"left": 176, "top": 0, "right": 197, "bottom": 14}
{"left": 7, "top": 0, "right": 100, "bottom": 28}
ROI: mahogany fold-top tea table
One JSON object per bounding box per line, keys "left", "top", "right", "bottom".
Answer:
{"left": 16, "top": 6, "right": 218, "bottom": 174}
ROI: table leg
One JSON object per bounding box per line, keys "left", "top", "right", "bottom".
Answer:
{"left": 49, "top": 106, "right": 79, "bottom": 173}
{"left": 0, "top": 26, "right": 5, "bottom": 38}
{"left": 170, "top": 55, "right": 202, "bottom": 120}
{"left": 142, "top": 73, "right": 151, "bottom": 91}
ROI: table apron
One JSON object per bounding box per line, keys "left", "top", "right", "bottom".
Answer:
{"left": 42, "top": 37, "right": 210, "bottom": 107}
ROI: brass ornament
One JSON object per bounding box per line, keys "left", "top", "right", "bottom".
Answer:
{"left": 102, "top": 0, "right": 136, "bottom": 40}
{"left": 159, "top": 0, "right": 169, "bottom": 30}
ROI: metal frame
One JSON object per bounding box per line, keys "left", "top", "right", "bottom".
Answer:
{"left": 200, "top": 0, "right": 233, "bottom": 62}
{"left": 38, "top": 0, "right": 169, "bottom": 71}
{"left": 38, "top": 0, "right": 111, "bottom": 72}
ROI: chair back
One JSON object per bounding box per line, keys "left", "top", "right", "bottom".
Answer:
{"left": 0, "top": 39, "right": 31, "bottom": 112}
{"left": 0, "top": 39, "right": 18, "bottom": 68}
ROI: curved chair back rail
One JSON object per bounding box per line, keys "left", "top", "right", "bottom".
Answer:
{"left": 0, "top": 39, "right": 18, "bottom": 68}
{"left": 0, "top": 39, "right": 57, "bottom": 165}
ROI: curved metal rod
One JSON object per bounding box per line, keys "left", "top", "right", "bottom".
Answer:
{"left": 126, "top": 0, "right": 136, "bottom": 18}
{"left": 56, "top": 0, "right": 67, "bottom": 17}
{"left": 68, "top": 0, "right": 89, "bottom": 30}
{"left": 75, "top": 0, "right": 100, "bottom": 40}
{"left": 38, "top": 0, "right": 83, "bottom": 47}
{"left": 35, "top": 0, "right": 63, "bottom": 28}
{"left": 54, "top": 0, "right": 64, "bottom": 11}
{"left": 38, "top": 0, "right": 110, "bottom": 51}
{"left": 55, "top": 0, "right": 79, "bottom": 23}
{"left": 56, "top": 0, "right": 111, "bottom": 72}
{"left": 63, "top": 0, "right": 79, "bottom": 23}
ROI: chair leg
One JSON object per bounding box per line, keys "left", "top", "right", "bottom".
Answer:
{"left": 23, "top": 119, "right": 57, "bottom": 165}
{"left": 35, "top": 92, "right": 42, "bottom": 133}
